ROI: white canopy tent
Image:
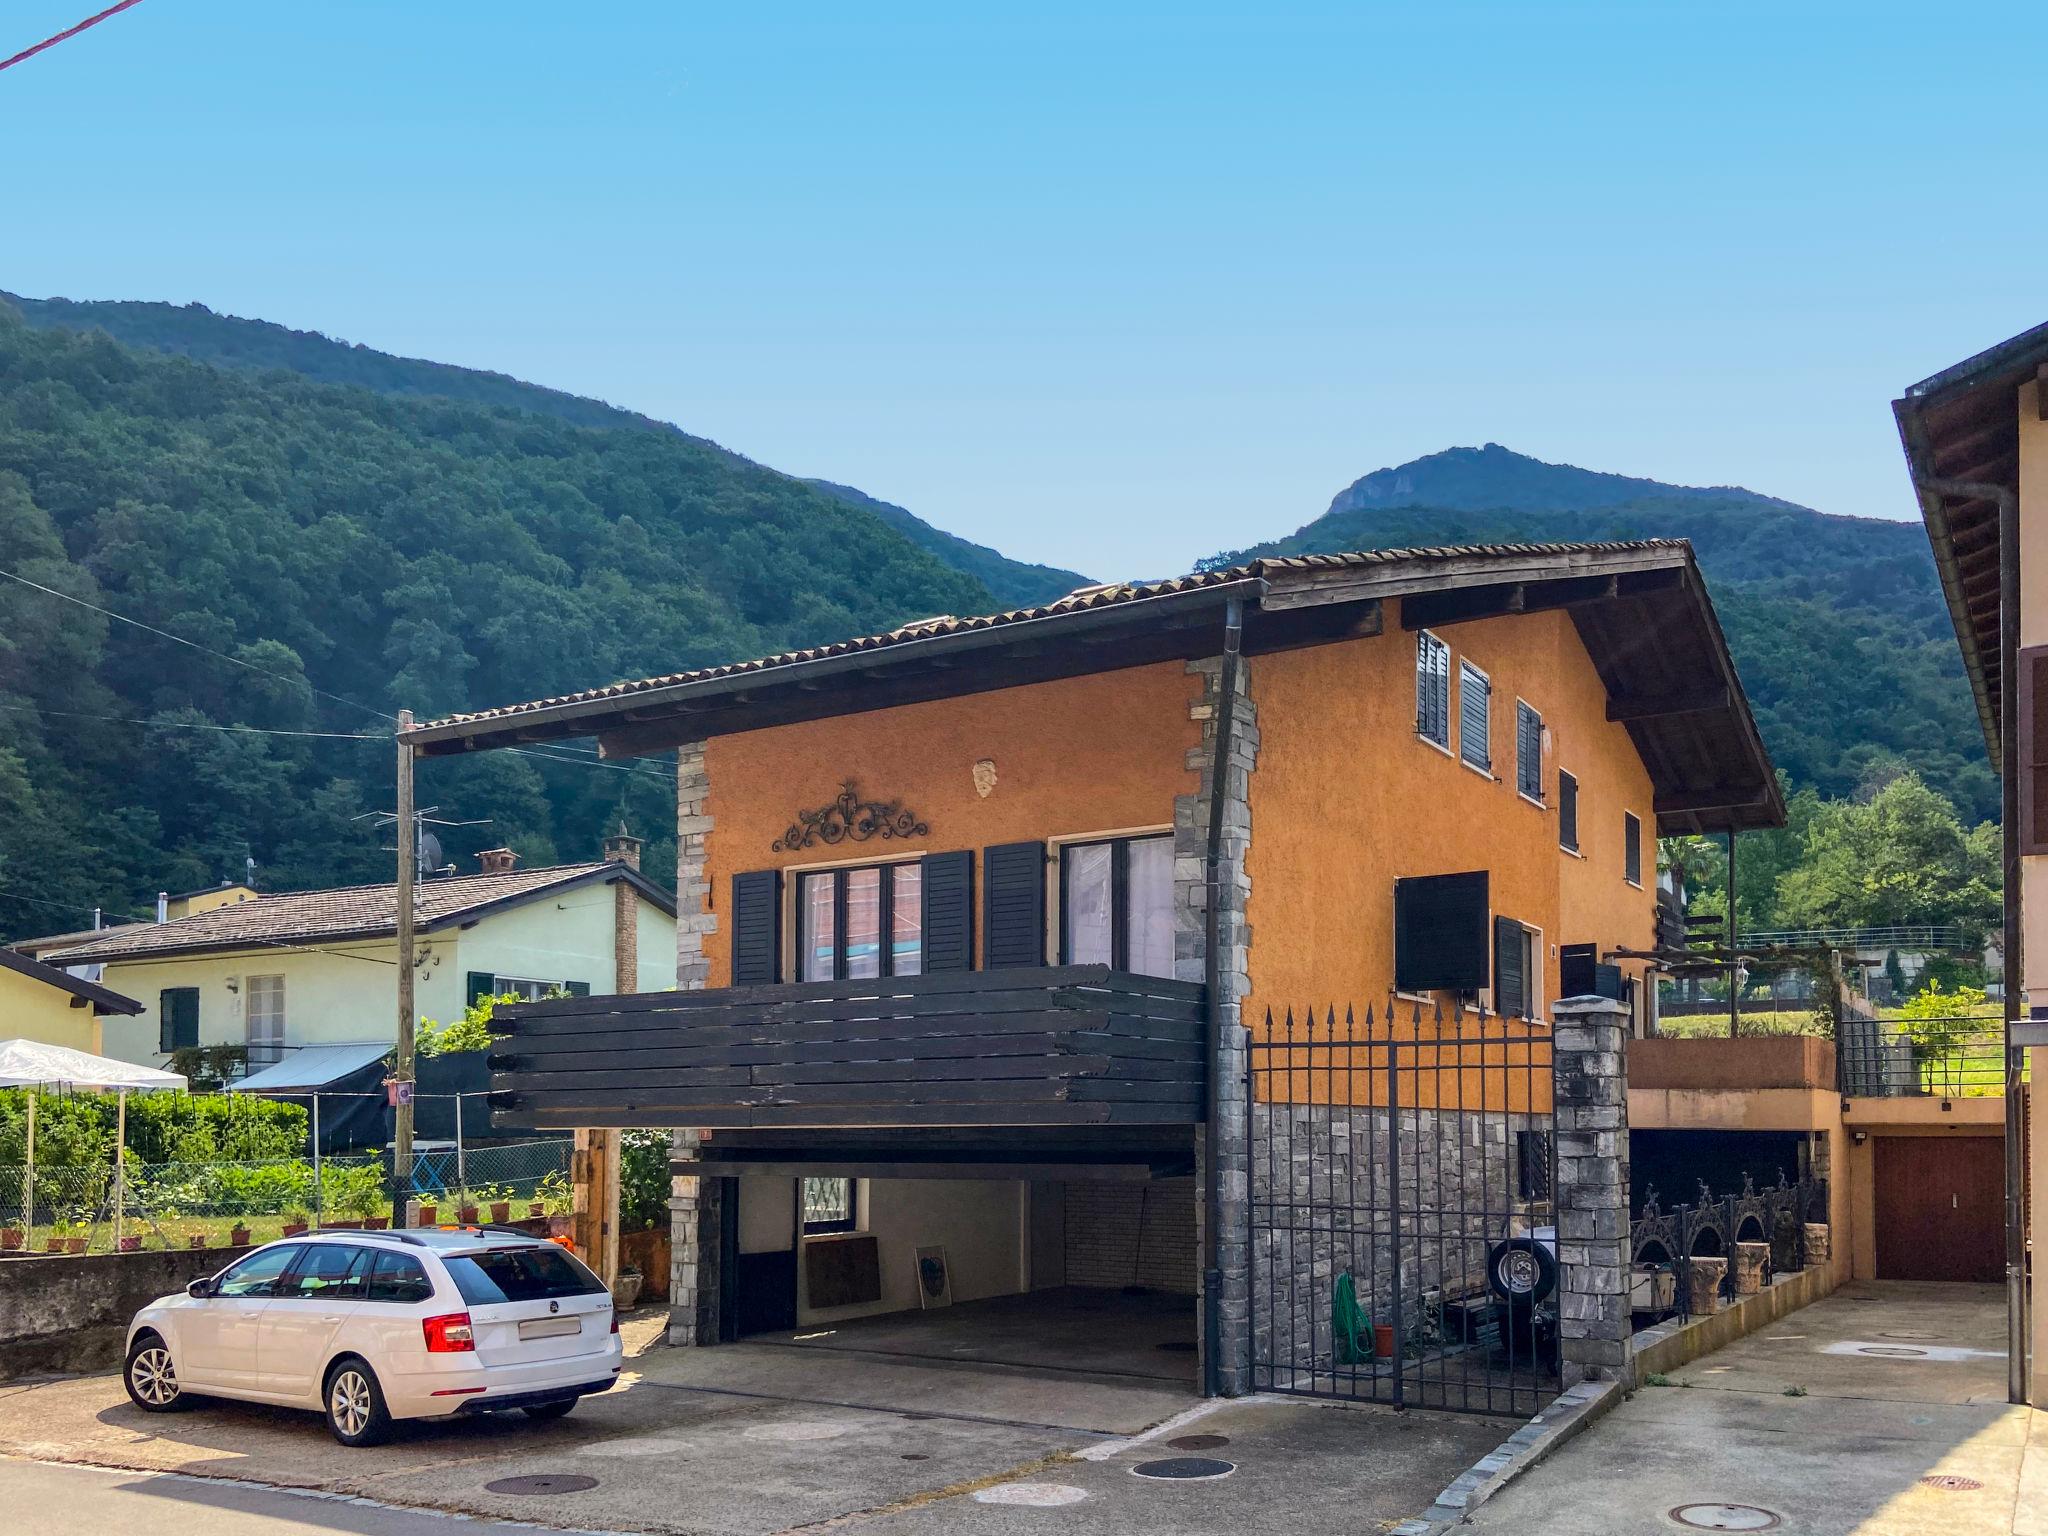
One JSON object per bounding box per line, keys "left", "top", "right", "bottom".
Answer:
{"left": 0, "top": 1040, "right": 187, "bottom": 1251}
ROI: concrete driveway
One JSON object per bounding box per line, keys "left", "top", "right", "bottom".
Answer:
{"left": 1467, "top": 1281, "right": 2043, "bottom": 1536}
{"left": 0, "top": 1311, "right": 1511, "bottom": 1536}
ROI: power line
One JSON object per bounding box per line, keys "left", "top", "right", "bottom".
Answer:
{"left": 0, "top": 0, "right": 146, "bottom": 74}
{"left": 0, "top": 565, "right": 397, "bottom": 723}
{"left": 0, "top": 701, "right": 384, "bottom": 740}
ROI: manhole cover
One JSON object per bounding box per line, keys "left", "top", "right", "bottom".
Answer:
{"left": 484, "top": 1475, "right": 599, "bottom": 1497}
{"left": 1858, "top": 1345, "right": 1929, "bottom": 1358}
{"left": 1156, "top": 1341, "right": 1198, "bottom": 1353}
{"left": 972, "top": 1484, "right": 1089, "bottom": 1506}
{"left": 1167, "top": 1434, "right": 1231, "bottom": 1450}
{"left": 1920, "top": 1475, "right": 1983, "bottom": 1491}
{"left": 1132, "top": 1456, "right": 1236, "bottom": 1480}
{"left": 1668, "top": 1506, "right": 1781, "bottom": 1531}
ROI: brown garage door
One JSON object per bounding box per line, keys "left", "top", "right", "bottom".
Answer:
{"left": 1873, "top": 1136, "right": 2005, "bottom": 1282}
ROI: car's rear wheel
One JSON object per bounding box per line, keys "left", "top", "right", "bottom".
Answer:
{"left": 323, "top": 1357, "right": 393, "bottom": 1447}
{"left": 522, "top": 1397, "right": 578, "bottom": 1422}
{"left": 125, "top": 1333, "right": 189, "bottom": 1413}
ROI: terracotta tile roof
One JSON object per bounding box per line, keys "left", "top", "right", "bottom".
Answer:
{"left": 414, "top": 540, "right": 1690, "bottom": 734}
{"left": 46, "top": 863, "right": 669, "bottom": 964}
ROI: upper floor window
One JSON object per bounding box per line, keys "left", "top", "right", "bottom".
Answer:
{"left": 1060, "top": 834, "right": 1173, "bottom": 978}
{"left": 1624, "top": 811, "right": 1644, "bottom": 886}
{"left": 159, "top": 986, "right": 198, "bottom": 1054}
{"left": 485, "top": 975, "right": 593, "bottom": 1003}
{"left": 1558, "top": 770, "right": 1580, "bottom": 853}
{"left": 1459, "top": 661, "right": 1491, "bottom": 773}
{"left": 1416, "top": 632, "right": 1451, "bottom": 748}
{"left": 798, "top": 862, "right": 923, "bottom": 982}
{"left": 1516, "top": 702, "right": 1543, "bottom": 803}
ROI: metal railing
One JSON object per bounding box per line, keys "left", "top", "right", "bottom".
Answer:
{"left": 1837, "top": 1012, "right": 2008, "bottom": 1098}
{"left": 1737, "top": 924, "right": 1969, "bottom": 951}
{"left": 1629, "top": 1173, "right": 1826, "bottom": 1324}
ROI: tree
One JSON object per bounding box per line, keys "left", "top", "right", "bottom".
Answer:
{"left": 1772, "top": 773, "right": 1999, "bottom": 938}
{"left": 1893, "top": 979, "right": 1992, "bottom": 1096}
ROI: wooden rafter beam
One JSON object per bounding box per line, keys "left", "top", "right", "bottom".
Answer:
{"left": 1605, "top": 685, "right": 1732, "bottom": 724}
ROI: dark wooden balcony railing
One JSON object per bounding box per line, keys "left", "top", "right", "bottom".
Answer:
{"left": 486, "top": 965, "right": 1208, "bottom": 1131}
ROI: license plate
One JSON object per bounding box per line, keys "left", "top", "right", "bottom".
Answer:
{"left": 518, "top": 1316, "right": 582, "bottom": 1340}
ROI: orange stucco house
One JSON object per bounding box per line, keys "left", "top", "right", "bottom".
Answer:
{"left": 405, "top": 540, "right": 1778, "bottom": 1401}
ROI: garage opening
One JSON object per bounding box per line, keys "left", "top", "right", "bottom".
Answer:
{"left": 695, "top": 1134, "right": 1201, "bottom": 1384}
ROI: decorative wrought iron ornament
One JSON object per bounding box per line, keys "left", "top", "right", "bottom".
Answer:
{"left": 773, "top": 782, "right": 928, "bottom": 852}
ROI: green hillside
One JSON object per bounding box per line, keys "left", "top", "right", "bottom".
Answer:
{"left": 1211, "top": 445, "right": 1991, "bottom": 823}
{"left": 4, "top": 292, "right": 1086, "bottom": 611}
{"left": 0, "top": 300, "right": 994, "bottom": 940}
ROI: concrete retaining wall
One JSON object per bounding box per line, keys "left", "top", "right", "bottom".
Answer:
{"left": 1630, "top": 1260, "right": 1834, "bottom": 1379}
{"left": 0, "top": 1245, "right": 245, "bottom": 1379}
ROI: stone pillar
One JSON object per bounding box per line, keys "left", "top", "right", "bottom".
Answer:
{"left": 668, "top": 741, "right": 719, "bottom": 1344}
{"left": 1174, "top": 651, "right": 1258, "bottom": 1396}
{"left": 1733, "top": 1241, "right": 1770, "bottom": 1296}
{"left": 1552, "top": 996, "right": 1632, "bottom": 1390}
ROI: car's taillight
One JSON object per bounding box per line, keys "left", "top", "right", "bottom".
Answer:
{"left": 610, "top": 1309, "right": 620, "bottom": 1335}
{"left": 422, "top": 1312, "right": 475, "bottom": 1353}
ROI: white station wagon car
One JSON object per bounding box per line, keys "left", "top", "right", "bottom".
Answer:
{"left": 125, "top": 1227, "right": 623, "bottom": 1445}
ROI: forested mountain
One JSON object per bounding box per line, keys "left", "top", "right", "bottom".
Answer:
{"left": 0, "top": 300, "right": 1001, "bottom": 940}
{"left": 4, "top": 292, "right": 1085, "bottom": 610}
{"left": 1208, "top": 445, "right": 1992, "bottom": 825}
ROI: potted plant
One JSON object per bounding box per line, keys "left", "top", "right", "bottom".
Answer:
{"left": 0, "top": 1225, "right": 22, "bottom": 1252}
{"left": 280, "top": 1205, "right": 312, "bottom": 1238}
{"left": 117, "top": 1235, "right": 142, "bottom": 1253}
{"left": 229, "top": 1221, "right": 252, "bottom": 1247}
{"left": 457, "top": 1194, "right": 480, "bottom": 1225}
{"left": 537, "top": 1170, "right": 574, "bottom": 1239}
{"left": 483, "top": 1184, "right": 513, "bottom": 1224}
{"left": 613, "top": 1263, "right": 643, "bottom": 1310}
{"left": 188, "top": 1232, "right": 208, "bottom": 1249}
{"left": 416, "top": 1202, "right": 438, "bottom": 1227}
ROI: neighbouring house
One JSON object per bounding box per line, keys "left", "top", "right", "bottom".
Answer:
{"left": 404, "top": 540, "right": 1781, "bottom": 1403}
{"left": 1895, "top": 322, "right": 2048, "bottom": 1406}
{"left": 0, "top": 946, "right": 143, "bottom": 1054}
{"left": 42, "top": 836, "right": 677, "bottom": 1077}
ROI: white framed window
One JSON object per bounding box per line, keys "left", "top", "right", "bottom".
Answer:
{"left": 490, "top": 976, "right": 592, "bottom": 1002}
{"left": 1515, "top": 701, "right": 1543, "bottom": 804}
{"left": 245, "top": 974, "right": 286, "bottom": 1067}
{"left": 1416, "top": 631, "right": 1452, "bottom": 749}
{"left": 1459, "top": 660, "right": 1492, "bottom": 773}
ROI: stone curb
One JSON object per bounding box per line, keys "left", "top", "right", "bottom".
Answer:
{"left": 1387, "top": 1378, "right": 1621, "bottom": 1535}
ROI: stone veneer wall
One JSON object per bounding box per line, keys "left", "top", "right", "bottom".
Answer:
{"left": 1173, "top": 649, "right": 1258, "bottom": 1392}
{"left": 669, "top": 740, "right": 719, "bottom": 1344}
{"left": 1249, "top": 1102, "right": 1543, "bottom": 1379}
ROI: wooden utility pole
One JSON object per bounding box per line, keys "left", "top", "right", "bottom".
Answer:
{"left": 393, "top": 708, "right": 417, "bottom": 1224}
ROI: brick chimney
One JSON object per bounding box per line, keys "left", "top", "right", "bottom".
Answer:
{"left": 602, "top": 821, "right": 643, "bottom": 872}
{"left": 475, "top": 847, "right": 519, "bottom": 875}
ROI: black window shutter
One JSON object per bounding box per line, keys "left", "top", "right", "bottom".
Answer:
{"left": 1459, "top": 663, "right": 1491, "bottom": 770}
{"left": 159, "top": 987, "right": 198, "bottom": 1053}
{"left": 2023, "top": 645, "right": 2048, "bottom": 855}
{"left": 466, "top": 971, "right": 497, "bottom": 1008}
{"left": 731, "top": 870, "right": 783, "bottom": 984}
{"left": 1558, "top": 771, "right": 1579, "bottom": 852}
{"left": 1493, "top": 916, "right": 1526, "bottom": 1019}
{"left": 920, "top": 851, "right": 975, "bottom": 972}
{"left": 982, "top": 841, "right": 1046, "bottom": 969}
{"left": 1394, "top": 871, "right": 1490, "bottom": 993}
{"left": 1517, "top": 703, "right": 1542, "bottom": 800}
{"left": 1624, "top": 812, "right": 1643, "bottom": 885}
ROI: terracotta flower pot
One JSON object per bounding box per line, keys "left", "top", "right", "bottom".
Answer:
{"left": 117, "top": 1236, "right": 142, "bottom": 1253}
{"left": 45, "top": 1238, "right": 66, "bottom": 1254}
{"left": 64, "top": 1237, "right": 86, "bottom": 1255}
{"left": 0, "top": 1227, "right": 22, "bottom": 1251}
{"left": 230, "top": 1226, "right": 252, "bottom": 1247}
{"left": 417, "top": 1205, "right": 438, "bottom": 1226}
{"left": 529, "top": 1203, "right": 548, "bottom": 1220}
{"left": 1373, "top": 1323, "right": 1396, "bottom": 1360}
{"left": 189, "top": 1234, "right": 207, "bottom": 1249}
{"left": 458, "top": 1205, "right": 480, "bottom": 1225}
{"left": 489, "top": 1202, "right": 511, "bottom": 1224}
{"left": 281, "top": 1222, "right": 309, "bottom": 1238}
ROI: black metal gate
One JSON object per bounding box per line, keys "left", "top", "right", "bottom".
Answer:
{"left": 1247, "top": 999, "right": 1558, "bottom": 1415}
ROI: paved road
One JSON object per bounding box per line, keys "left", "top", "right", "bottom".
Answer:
{"left": 0, "top": 1456, "right": 616, "bottom": 1535}
{"left": 1467, "top": 1280, "right": 2042, "bottom": 1536}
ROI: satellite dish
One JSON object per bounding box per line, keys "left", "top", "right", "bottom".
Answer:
{"left": 419, "top": 831, "right": 443, "bottom": 875}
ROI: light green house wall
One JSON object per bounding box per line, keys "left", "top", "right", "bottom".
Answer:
{"left": 94, "top": 884, "right": 676, "bottom": 1068}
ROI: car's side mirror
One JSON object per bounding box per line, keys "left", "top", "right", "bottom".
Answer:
{"left": 186, "top": 1278, "right": 215, "bottom": 1299}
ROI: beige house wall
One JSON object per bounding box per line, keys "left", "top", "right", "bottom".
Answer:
{"left": 0, "top": 967, "right": 106, "bottom": 1055}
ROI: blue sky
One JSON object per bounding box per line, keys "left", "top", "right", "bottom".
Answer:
{"left": 5, "top": 1, "right": 2045, "bottom": 579}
